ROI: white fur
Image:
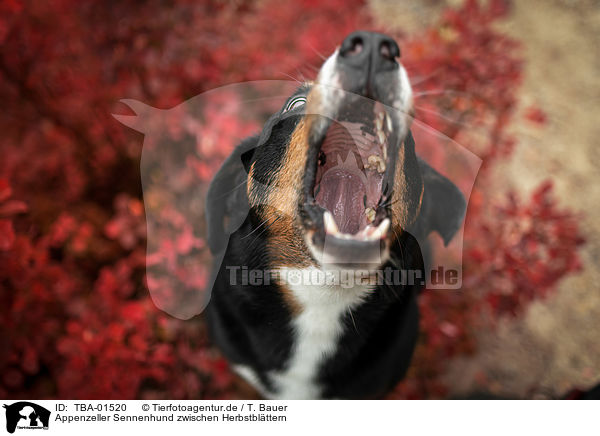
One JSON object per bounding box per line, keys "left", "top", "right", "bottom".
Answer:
{"left": 234, "top": 267, "right": 370, "bottom": 399}
{"left": 314, "top": 50, "right": 344, "bottom": 121}
{"left": 232, "top": 364, "right": 270, "bottom": 397}
{"left": 395, "top": 65, "right": 413, "bottom": 115}
{"left": 269, "top": 267, "right": 369, "bottom": 399}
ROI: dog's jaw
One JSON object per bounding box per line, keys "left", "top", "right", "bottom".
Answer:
{"left": 297, "top": 48, "right": 417, "bottom": 271}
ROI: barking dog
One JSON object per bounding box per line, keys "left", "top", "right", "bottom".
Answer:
{"left": 205, "top": 31, "right": 466, "bottom": 399}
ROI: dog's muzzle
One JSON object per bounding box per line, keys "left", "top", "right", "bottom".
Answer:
{"left": 300, "top": 31, "right": 414, "bottom": 270}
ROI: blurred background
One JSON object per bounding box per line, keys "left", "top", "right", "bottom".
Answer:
{"left": 0, "top": 0, "right": 598, "bottom": 399}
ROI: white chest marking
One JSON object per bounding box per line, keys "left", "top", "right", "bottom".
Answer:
{"left": 266, "top": 267, "right": 369, "bottom": 399}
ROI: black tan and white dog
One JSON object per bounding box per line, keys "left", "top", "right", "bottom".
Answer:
{"left": 205, "top": 31, "right": 466, "bottom": 399}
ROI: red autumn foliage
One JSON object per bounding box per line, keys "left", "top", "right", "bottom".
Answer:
{"left": 0, "top": 0, "right": 584, "bottom": 399}
{"left": 524, "top": 105, "right": 548, "bottom": 125}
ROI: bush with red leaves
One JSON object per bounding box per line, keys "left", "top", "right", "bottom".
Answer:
{"left": 0, "top": 0, "right": 584, "bottom": 399}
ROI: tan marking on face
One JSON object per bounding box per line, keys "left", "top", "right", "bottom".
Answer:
{"left": 259, "top": 211, "right": 309, "bottom": 314}
{"left": 245, "top": 113, "right": 319, "bottom": 312}
{"left": 389, "top": 145, "right": 423, "bottom": 240}
{"left": 265, "top": 212, "right": 309, "bottom": 314}
{"left": 391, "top": 145, "right": 407, "bottom": 233}
{"left": 247, "top": 161, "right": 256, "bottom": 199}
{"left": 255, "top": 84, "right": 325, "bottom": 225}
{"left": 268, "top": 119, "right": 308, "bottom": 215}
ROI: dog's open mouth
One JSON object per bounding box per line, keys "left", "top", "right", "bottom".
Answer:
{"left": 301, "top": 93, "right": 405, "bottom": 266}
{"left": 313, "top": 101, "right": 391, "bottom": 239}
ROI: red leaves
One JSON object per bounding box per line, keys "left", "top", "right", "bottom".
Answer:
{"left": 0, "top": 179, "right": 26, "bottom": 251}
{"left": 0, "top": 220, "right": 15, "bottom": 251}
{"left": 105, "top": 194, "right": 146, "bottom": 250}
{"left": 524, "top": 105, "right": 548, "bottom": 125}
{"left": 0, "top": 179, "right": 11, "bottom": 202}
{"left": 466, "top": 181, "right": 584, "bottom": 318}
{"left": 395, "top": 181, "right": 584, "bottom": 396}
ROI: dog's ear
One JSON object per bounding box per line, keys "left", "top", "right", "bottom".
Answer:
{"left": 413, "top": 158, "right": 466, "bottom": 246}
{"left": 205, "top": 136, "right": 257, "bottom": 254}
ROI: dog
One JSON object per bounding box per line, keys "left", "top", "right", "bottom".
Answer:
{"left": 205, "top": 31, "right": 466, "bottom": 399}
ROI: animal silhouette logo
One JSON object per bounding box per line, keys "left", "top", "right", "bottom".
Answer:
{"left": 113, "top": 81, "right": 480, "bottom": 320}
{"left": 3, "top": 402, "right": 50, "bottom": 433}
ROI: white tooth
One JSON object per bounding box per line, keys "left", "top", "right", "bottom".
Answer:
{"left": 371, "top": 218, "right": 390, "bottom": 239}
{"left": 385, "top": 113, "right": 392, "bottom": 132}
{"left": 377, "top": 129, "right": 386, "bottom": 145}
{"left": 375, "top": 116, "right": 383, "bottom": 132}
{"left": 380, "top": 218, "right": 390, "bottom": 232}
{"left": 323, "top": 211, "right": 339, "bottom": 234}
{"left": 365, "top": 207, "right": 376, "bottom": 223}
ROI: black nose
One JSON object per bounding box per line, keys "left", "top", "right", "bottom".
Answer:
{"left": 339, "top": 31, "right": 400, "bottom": 70}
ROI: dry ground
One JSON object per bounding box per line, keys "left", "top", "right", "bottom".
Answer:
{"left": 370, "top": 0, "right": 600, "bottom": 397}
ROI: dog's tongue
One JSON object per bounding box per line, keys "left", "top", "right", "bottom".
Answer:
{"left": 316, "top": 168, "right": 366, "bottom": 234}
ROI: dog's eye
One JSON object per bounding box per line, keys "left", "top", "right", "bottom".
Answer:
{"left": 284, "top": 96, "right": 307, "bottom": 112}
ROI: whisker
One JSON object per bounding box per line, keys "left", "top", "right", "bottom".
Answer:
{"left": 278, "top": 71, "right": 303, "bottom": 84}
{"left": 241, "top": 217, "right": 269, "bottom": 240}
{"left": 413, "top": 105, "right": 476, "bottom": 129}
{"left": 410, "top": 117, "right": 479, "bottom": 151}
{"left": 347, "top": 308, "right": 359, "bottom": 335}
{"left": 307, "top": 43, "right": 327, "bottom": 61}
{"left": 247, "top": 215, "right": 282, "bottom": 250}
{"left": 413, "top": 108, "right": 491, "bottom": 145}
{"left": 413, "top": 89, "right": 474, "bottom": 98}
{"left": 295, "top": 68, "right": 313, "bottom": 83}
{"left": 214, "top": 179, "right": 247, "bottom": 200}
{"left": 408, "top": 68, "right": 443, "bottom": 87}
{"left": 391, "top": 227, "right": 406, "bottom": 267}
{"left": 379, "top": 196, "right": 403, "bottom": 209}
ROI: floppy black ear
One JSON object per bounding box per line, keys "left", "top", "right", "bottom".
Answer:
{"left": 205, "top": 136, "right": 257, "bottom": 254}
{"left": 413, "top": 158, "right": 466, "bottom": 246}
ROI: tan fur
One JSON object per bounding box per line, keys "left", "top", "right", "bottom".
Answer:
{"left": 246, "top": 117, "right": 316, "bottom": 312}
{"left": 390, "top": 144, "right": 423, "bottom": 241}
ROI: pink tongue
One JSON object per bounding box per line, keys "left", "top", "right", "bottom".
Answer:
{"left": 316, "top": 168, "right": 366, "bottom": 234}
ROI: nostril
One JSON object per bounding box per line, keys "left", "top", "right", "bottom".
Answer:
{"left": 342, "top": 36, "right": 363, "bottom": 57}
{"left": 349, "top": 37, "right": 363, "bottom": 55}
{"left": 380, "top": 42, "right": 391, "bottom": 60}
{"left": 379, "top": 40, "right": 400, "bottom": 61}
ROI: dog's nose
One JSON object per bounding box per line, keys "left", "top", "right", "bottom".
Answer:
{"left": 339, "top": 31, "right": 400, "bottom": 71}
